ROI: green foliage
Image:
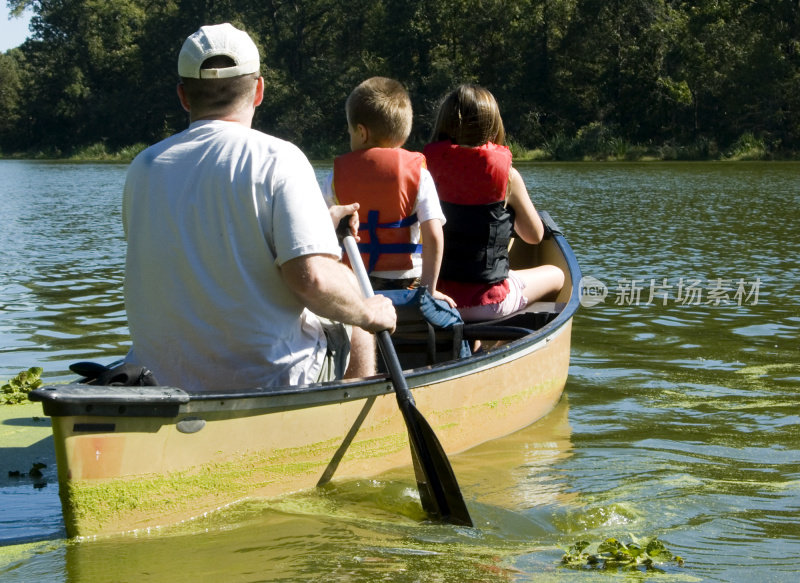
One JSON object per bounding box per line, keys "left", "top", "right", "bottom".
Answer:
{"left": 2, "top": 0, "right": 800, "bottom": 158}
{"left": 66, "top": 142, "right": 148, "bottom": 162}
{"left": 561, "top": 535, "right": 684, "bottom": 572}
{"left": 0, "top": 49, "right": 24, "bottom": 152}
{"left": 726, "top": 132, "right": 768, "bottom": 160}
{"left": 1, "top": 368, "right": 43, "bottom": 405}
{"left": 543, "top": 132, "right": 579, "bottom": 161}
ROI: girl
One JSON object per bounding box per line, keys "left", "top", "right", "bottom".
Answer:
{"left": 423, "top": 84, "right": 564, "bottom": 321}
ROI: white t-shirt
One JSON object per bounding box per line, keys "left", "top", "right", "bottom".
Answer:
{"left": 321, "top": 166, "right": 445, "bottom": 279}
{"left": 123, "top": 120, "right": 341, "bottom": 392}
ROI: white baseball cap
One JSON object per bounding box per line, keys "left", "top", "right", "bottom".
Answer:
{"left": 178, "top": 23, "right": 260, "bottom": 79}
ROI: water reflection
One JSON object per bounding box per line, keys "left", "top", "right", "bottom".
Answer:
{"left": 0, "top": 404, "right": 62, "bottom": 546}
{"left": 455, "top": 397, "right": 575, "bottom": 512}
{"left": 1, "top": 161, "right": 129, "bottom": 381}
{"left": 56, "top": 510, "right": 525, "bottom": 583}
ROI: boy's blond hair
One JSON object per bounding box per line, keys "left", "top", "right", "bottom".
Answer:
{"left": 345, "top": 77, "right": 413, "bottom": 146}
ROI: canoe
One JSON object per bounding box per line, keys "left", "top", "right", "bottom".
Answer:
{"left": 30, "top": 211, "right": 581, "bottom": 538}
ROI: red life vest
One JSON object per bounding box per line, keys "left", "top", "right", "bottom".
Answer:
{"left": 423, "top": 141, "right": 514, "bottom": 307}
{"left": 333, "top": 148, "right": 424, "bottom": 273}
{"left": 424, "top": 141, "right": 512, "bottom": 205}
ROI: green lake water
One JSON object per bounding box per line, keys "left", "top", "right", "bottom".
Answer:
{"left": 1, "top": 160, "right": 798, "bottom": 581}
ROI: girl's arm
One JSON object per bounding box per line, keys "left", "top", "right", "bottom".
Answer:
{"left": 506, "top": 167, "right": 545, "bottom": 244}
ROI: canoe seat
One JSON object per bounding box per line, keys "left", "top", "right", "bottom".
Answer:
{"left": 461, "top": 301, "right": 565, "bottom": 342}
{"left": 377, "top": 290, "right": 564, "bottom": 368}
{"left": 377, "top": 287, "right": 471, "bottom": 369}
{"left": 480, "top": 301, "right": 565, "bottom": 330}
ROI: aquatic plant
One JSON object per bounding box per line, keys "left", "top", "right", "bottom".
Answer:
{"left": 1, "top": 367, "right": 43, "bottom": 404}
{"left": 561, "top": 535, "right": 684, "bottom": 571}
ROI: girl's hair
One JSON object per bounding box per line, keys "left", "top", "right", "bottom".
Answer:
{"left": 430, "top": 84, "right": 505, "bottom": 146}
{"left": 345, "top": 77, "right": 413, "bottom": 146}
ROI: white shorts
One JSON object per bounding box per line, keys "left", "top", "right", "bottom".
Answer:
{"left": 457, "top": 271, "right": 528, "bottom": 322}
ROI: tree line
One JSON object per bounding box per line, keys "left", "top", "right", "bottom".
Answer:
{"left": 2, "top": 0, "right": 799, "bottom": 160}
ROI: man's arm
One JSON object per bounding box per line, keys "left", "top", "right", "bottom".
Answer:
{"left": 281, "top": 253, "right": 396, "bottom": 333}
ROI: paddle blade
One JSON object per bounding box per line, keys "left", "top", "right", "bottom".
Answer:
{"left": 405, "top": 404, "right": 473, "bottom": 527}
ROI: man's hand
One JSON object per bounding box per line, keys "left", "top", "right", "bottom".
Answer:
{"left": 362, "top": 294, "right": 397, "bottom": 334}
{"left": 329, "top": 203, "right": 360, "bottom": 240}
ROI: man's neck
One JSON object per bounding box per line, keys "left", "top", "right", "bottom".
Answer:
{"left": 190, "top": 107, "right": 254, "bottom": 126}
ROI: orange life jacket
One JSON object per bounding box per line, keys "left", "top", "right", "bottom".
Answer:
{"left": 333, "top": 148, "right": 424, "bottom": 273}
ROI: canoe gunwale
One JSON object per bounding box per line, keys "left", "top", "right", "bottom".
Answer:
{"left": 29, "top": 324, "right": 566, "bottom": 419}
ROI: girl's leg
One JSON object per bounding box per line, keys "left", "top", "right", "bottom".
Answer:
{"left": 516, "top": 265, "right": 565, "bottom": 304}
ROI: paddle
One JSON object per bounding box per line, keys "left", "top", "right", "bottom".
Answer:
{"left": 342, "top": 234, "right": 473, "bottom": 526}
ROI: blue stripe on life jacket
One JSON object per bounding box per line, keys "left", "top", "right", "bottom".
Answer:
{"left": 358, "top": 209, "right": 423, "bottom": 273}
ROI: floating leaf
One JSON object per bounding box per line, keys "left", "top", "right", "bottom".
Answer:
{"left": 561, "top": 535, "right": 683, "bottom": 571}
{"left": 1, "top": 367, "right": 44, "bottom": 404}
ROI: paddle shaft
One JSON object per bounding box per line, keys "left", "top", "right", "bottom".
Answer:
{"left": 342, "top": 237, "right": 414, "bottom": 406}
{"left": 343, "top": 235, "right": 472, "bottom": 526}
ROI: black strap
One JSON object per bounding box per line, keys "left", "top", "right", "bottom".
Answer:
{"left": 69, "top": 361, "right": 159, "bottom": 386}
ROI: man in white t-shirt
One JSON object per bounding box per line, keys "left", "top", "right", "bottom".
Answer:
{"left": 122, "top": 23, "right": 395, "bottom": 392}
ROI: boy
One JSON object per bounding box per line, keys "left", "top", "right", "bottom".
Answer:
{"left": 323, "top": 77, "right": 453, "bottom": 305}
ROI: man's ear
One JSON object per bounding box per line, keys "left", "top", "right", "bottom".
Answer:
{"left": 177, "top": 82, "right": 191, "bottom": 112}
{"left": 254, "top": 76, "right": 264, "bottom": 107}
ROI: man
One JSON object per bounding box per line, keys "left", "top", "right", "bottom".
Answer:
{"left": 122, "top": 23, "right": 395, "bottom": 392}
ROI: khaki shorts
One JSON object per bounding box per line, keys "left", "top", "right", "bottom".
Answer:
{"left": 315, "top": 319, "right": 352, "bottom": 383}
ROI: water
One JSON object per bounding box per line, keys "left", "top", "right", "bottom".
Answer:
{"left": 0, "top": 162, "right": 130, "bottom": 379}
{"left": 1, "top": 159, "right": 798, "bottom": 581}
